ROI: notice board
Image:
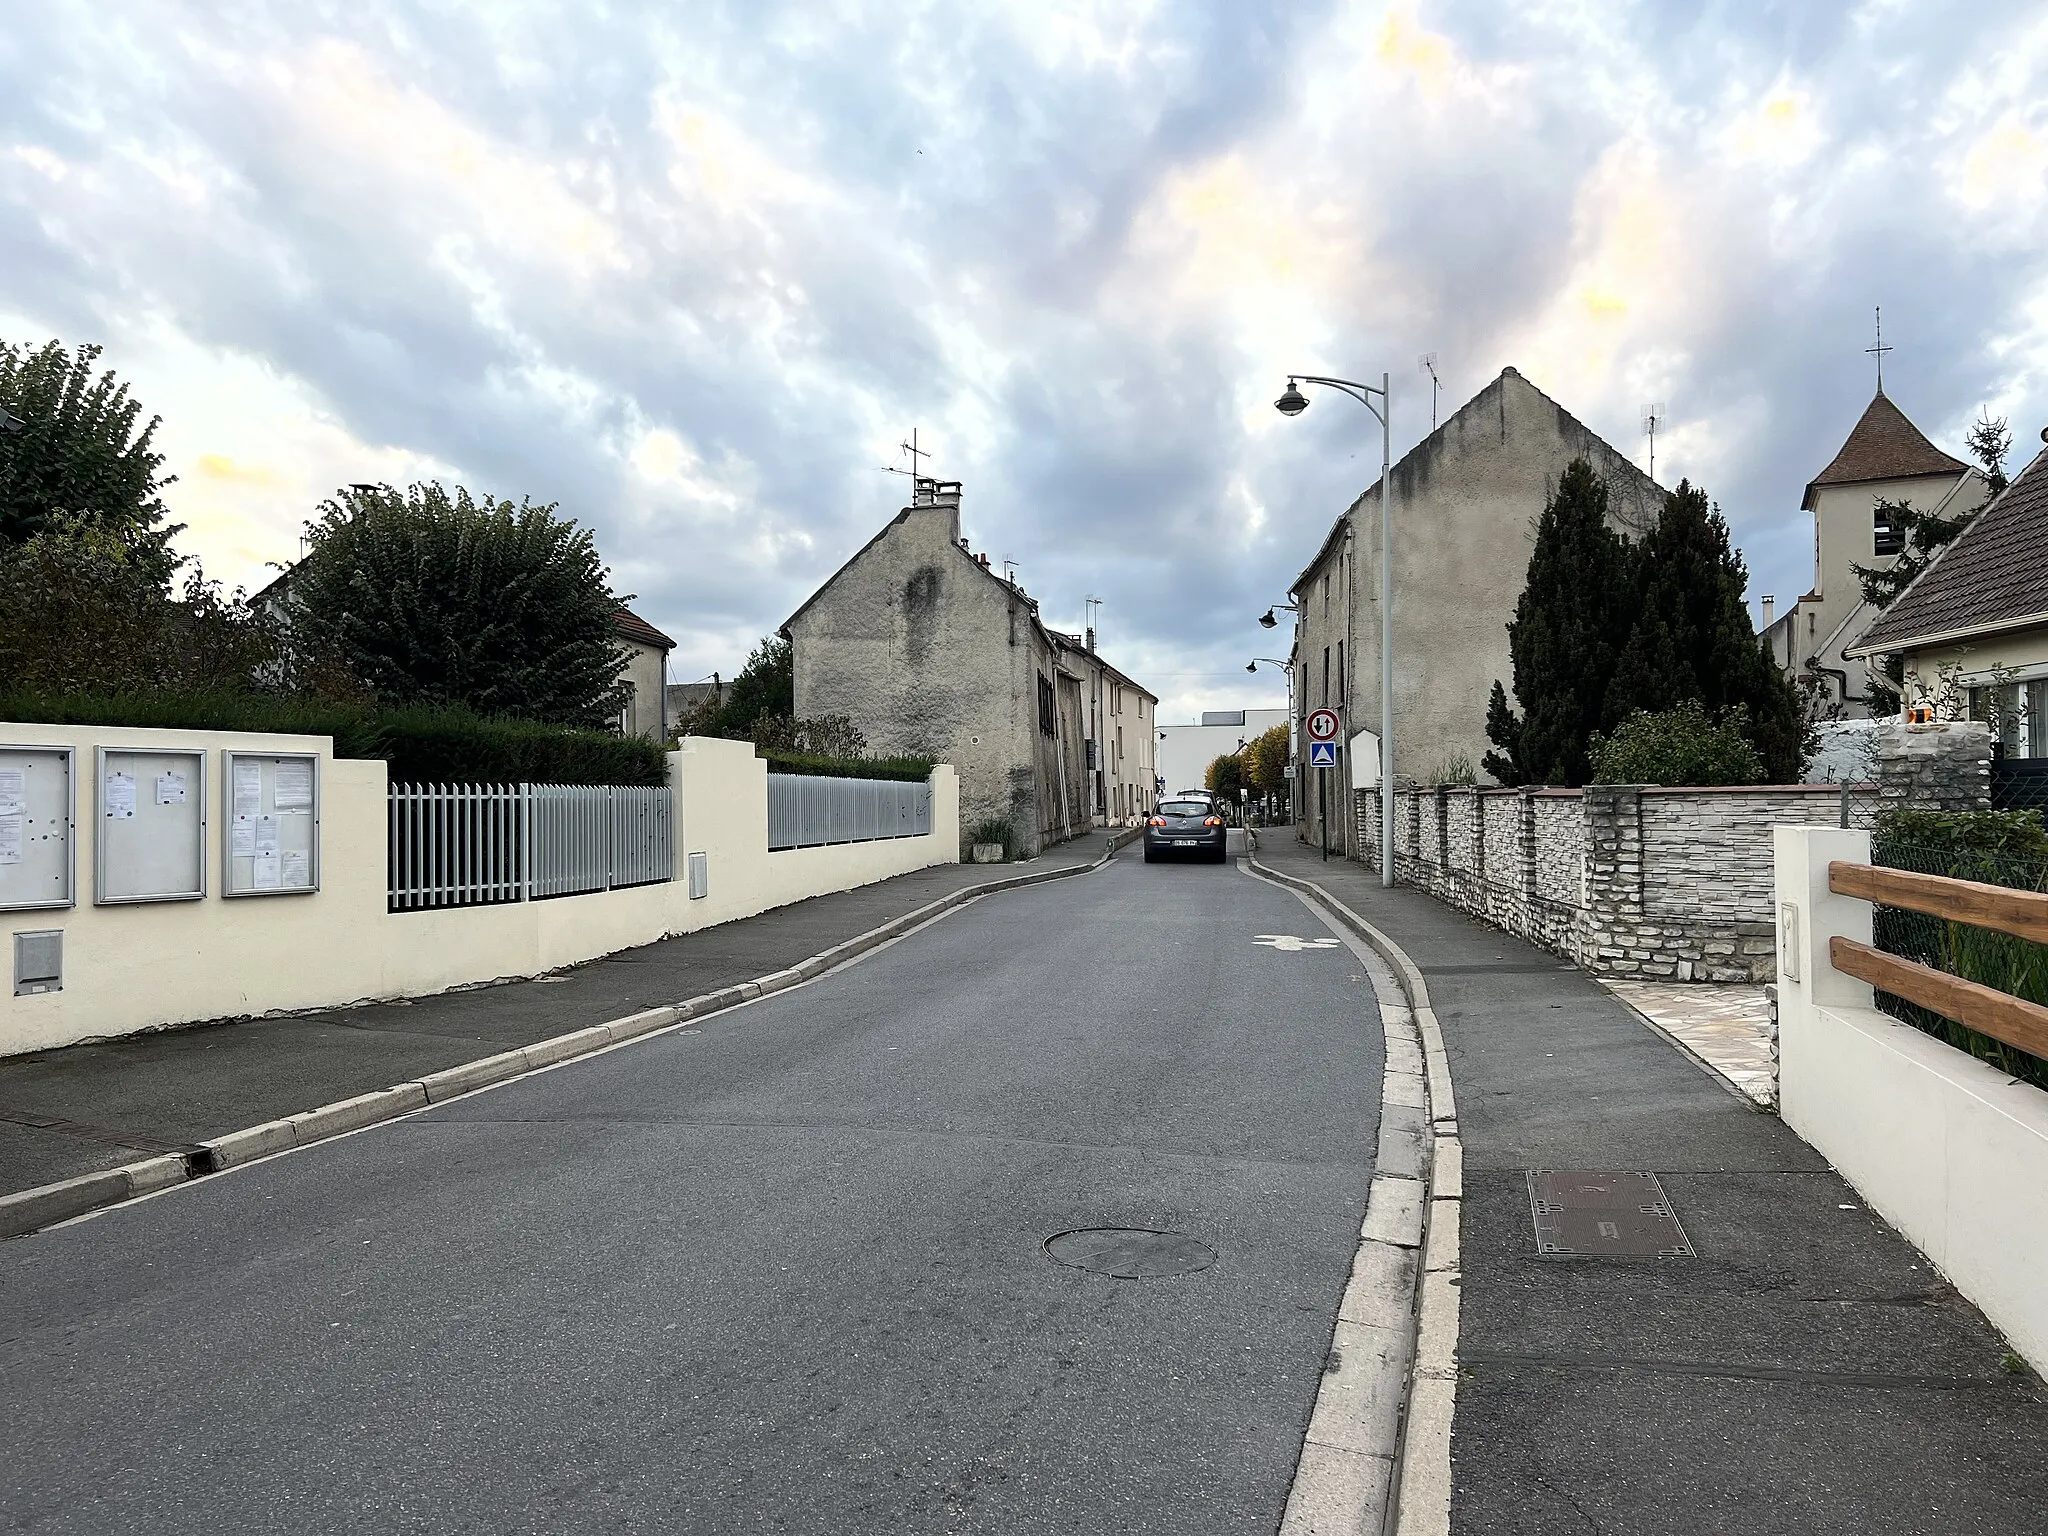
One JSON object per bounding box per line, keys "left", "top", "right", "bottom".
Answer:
{"left": 224, "top": 752, "right": 320, "bottom": 896}
{"left": 96, "top": 747, "right": 206, "bottom": 904}
{"left": 0, "top": 745, "right": 74, "bottom": 911}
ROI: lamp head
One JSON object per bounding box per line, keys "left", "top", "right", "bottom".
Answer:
{"left": 1246, "top": 662, "right": 1257, "bottom": 674}
{"left": 1259, "top": 608, "right": 1279, "bottom": 629}
{"left": 1274, "top": 380, "right": 1309, "bottom": 417}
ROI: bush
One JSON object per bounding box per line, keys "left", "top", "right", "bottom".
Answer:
{"left": 1587, "top": 700, "right": 1765, "bottom": 786}
{"left": 758, "top": 749, "right": 936, "bottom": 783}
{"left": 1873, "top": 809, "right": 2048, "bottom": 1092}
{"left": 966, "top": 817, "right": 1014, "bottom": 858}
{"left": 0, "top": 690, "right": 668, "bottom": 787}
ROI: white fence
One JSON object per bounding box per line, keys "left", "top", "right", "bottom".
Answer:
{"left": 389, "top": 783, "right": 675, "bottom": 910}
{"left": 767, "top": 774, "right": 933, "bottom": 851}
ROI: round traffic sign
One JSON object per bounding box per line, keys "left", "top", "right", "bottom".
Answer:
{"left": 1306, "top": 708, "right": 1341, "bottom": 743}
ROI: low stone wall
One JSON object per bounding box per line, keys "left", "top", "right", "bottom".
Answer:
{"left": 1357, "top": 783, "right": 1844, "bottom": 982}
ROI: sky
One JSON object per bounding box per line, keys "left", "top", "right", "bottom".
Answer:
{"left": 4, "top": 1, "right": 2045, "bottom": 726}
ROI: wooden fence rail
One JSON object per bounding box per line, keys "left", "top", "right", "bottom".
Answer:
{"left": 1827, "top": 860, "right": 2048, "bottom": 1061}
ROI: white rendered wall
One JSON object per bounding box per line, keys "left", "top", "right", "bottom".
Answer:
{"left": 1156, "top": 711, "right": 1289, "bottom": 801}
{"left": 0, "top": 728, "right": 958, "bottom": 1057}
{"left": 1775, "top": 825, "right": 2048, "bottom": 1372}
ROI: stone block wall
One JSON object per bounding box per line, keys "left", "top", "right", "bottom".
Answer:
{"left": 1872, "top": 720, "right": 1993, "bottom": 813}
{"left": 1353, "top": 782, "right": 1841, "bottom": 983}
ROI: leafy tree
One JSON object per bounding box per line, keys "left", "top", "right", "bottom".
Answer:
{"left": 0, "top": 516, "right": 291, "bottom": 694}
{"left": 1204, "top": 752, "right": 1246, "bottom": 802}
{"left": 715, "top": 635, "right": 794, "bottom": 736}
{"left": 1484, "top": 459, "right": 1635, "bottom": 787}
{"left": 1588, "top": 701, "right": 1765, "bottom": 787}
{"left": 1605, "top": 479, "right": 1807, "bottom": 781}
{"left": 1854, "top": 412, "right": 2011, "bottom": 715}
{"left": 1245, "top": 724, "right": 1290, "bottom": 796}
{"left": 286, "top": 482, "right": 630, "bottom": 729}
{"left": 0, "top": 338, "right": 181, "bottom": 580}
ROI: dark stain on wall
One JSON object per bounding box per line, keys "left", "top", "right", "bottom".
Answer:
{"left": 904, "top": 565, "right": 943, "bottom": 664}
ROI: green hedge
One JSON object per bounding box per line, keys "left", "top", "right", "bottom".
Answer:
{"left": 0, "top": 690, "right": 668, "bottom": 787}
{"left": 1872, "top": 808, "right": 2048, "bottom": 1092}
{"left": 757, "top": 748, "right": 936, "bottom": 783}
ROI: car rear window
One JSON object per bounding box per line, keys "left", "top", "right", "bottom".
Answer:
{"left": 1158, "top": 801, "right": 1211, "bottom": 816}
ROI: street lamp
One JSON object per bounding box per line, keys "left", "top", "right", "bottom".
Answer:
{"left": 1257, "top": 601, "right": 1298, "bottom": 630}
{"left": 1247, "top": 658, "right": 1295, "bottom": 827}
{"left": 1275, "top": 372, "right": 1395, "bottom": 888}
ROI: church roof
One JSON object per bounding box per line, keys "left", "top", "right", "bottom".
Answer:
{"left": 1848, "top": 445, "right": 2048, "bottom": 657}
{"left": 1801, "top": 391, "right": 1968, "bottom": 510}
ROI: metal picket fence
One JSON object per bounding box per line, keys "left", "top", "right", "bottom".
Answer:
{"left": 389, "top": 783, "right": 675, "bottom": 911}
{"left": 767, "top": 773, "right": 931, "bottom": 851}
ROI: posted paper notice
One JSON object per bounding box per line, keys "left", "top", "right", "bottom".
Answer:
{"left": 231, "top": 821, "right": 256, "bottom": 858}
{"left": 274, "top": 761, "right": 313, "bottom": 811}
{"left": 0, "top": 768, "right": 24, "bottom": 816}
{"left": 155, "top": 771, "right": 187, "bottom": 805}
{"left": 253, "top": 854, "right": 282, "bottom": 890}
{"left": 233, "top": 759, "right": 262, "bottom": 819}
{"left": 105, "top": 772, "right": 137, "bottom": 820}
{"left": 0, "top": 812, "right": 21, "bottom": 866}
{"left": 282, "top": 851, "right": 310, "bottom": 889}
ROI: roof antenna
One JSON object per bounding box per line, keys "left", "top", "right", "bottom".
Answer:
{"left": 1867, "top": 306, "right": 1893, "bottom": 395}
{"left": 1419, "top": 353, "right": 1439, "bottom": 431}
{"left": 878, "top": 427, "right": 934, "bottom": 481}
{"left": 1641, "top": 402, "right": 1665, "bottom": 482}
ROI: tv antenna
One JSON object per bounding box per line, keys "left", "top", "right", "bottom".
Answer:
{"left": 1085, "top": 595, "right": 1102, "bottom": 649}
{"left": 1641, "top": 402, "right": 1666, "bottom": 481}
{"left": 1001, "top": 556, "right": 1018, "bottom": 583}
{"left": 1867, "top": 306, "right": 1892, "bottom": 393}
{"left": 878, "top": 427, "right": 933, "bottom": 479}
{"left": 1419, "top": 354, "right": 1440, "bottom": 431}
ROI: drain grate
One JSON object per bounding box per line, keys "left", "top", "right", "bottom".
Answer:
{"left": 1527, "top": 1171, "right": 1694, "bottom": 1258}
{"left": 1044, "top": 1228, "right": 1216, "bottom": 1278}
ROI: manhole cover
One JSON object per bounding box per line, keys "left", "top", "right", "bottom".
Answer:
{"left": 1043, "top": 1228, "right": 1216, "bottom": 1278}
{"left": 1527, "top": 1171, "right": 1694, "bottom": 1258}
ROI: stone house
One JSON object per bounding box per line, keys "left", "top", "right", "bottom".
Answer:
{"left": 782, "top": 479, "right": 1157, "bottom": 855}
{"left": 1760, "top": 387, "right": 1990, "bottom": 717}
{"left": 1288, "top": 367, "right": 1664, "bottom": 857}
{"left": 1847, "top": 432, "right": 2048, "bottom": 757}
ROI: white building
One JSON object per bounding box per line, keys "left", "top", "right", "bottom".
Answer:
{"left": 1156, "top": 709, "right": 1290, "bottom": 801}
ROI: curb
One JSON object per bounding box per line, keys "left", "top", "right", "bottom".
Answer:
{"left": 1250, "top": 834, "right": 1461, "bottom": 1536}
{"left": 0, "top": 829, "right": 1143, "bottom": 1241}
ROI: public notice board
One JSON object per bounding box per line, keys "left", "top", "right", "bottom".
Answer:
{"left": 224, "top": 753, "right": 320, "bottom": 896}
{"left": 0, "top": 746, "right": 75, "bottom": 911}
{"left": 97, "top": 747, "right": 206, "bottom": 903}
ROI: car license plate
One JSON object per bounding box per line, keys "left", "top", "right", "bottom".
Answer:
{"left": 1173, "top": 839, "right": 1198, "bottom": 846}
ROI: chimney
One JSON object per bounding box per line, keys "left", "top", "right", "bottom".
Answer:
{"left": 1761, "top": 595, "right": 1775, "bottom": 628}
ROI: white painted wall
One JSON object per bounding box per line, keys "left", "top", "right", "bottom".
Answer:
{"left": 1156, "top": 710, "right": 1289, "bottom": 802}
{"left": 0, "top": 728, "right": 958, "bottom": 1057}
{"left": 1775, "top": 825, "right": 2048, "bottom": 1371}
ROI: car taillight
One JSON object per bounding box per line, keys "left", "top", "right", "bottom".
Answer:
{"left": 1203, "top": 816, "right": 1223, "bottom": 826}
{"left": 1149, "top": 816, "right": 1167, "bottom": 825}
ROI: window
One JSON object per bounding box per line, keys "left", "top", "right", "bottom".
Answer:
{"left": 1969, "top": 682, "right": 2028, "bottom": 757}
{"left": 1874, "top": 505, "right": 1904, "bottom": 558}
{"left": 1038, "top": 674, "right": 1056, "bottom": 736}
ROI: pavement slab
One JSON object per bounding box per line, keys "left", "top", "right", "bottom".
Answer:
{"left": 1248, "top": 833, "right": 2048, "bottom": 1536}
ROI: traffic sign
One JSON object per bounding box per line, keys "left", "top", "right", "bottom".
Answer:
{"left": 1308, "top": 740, "right": 1338, "bottom": 768}
{"left": 1306, "top": 708, "right": 1341, "bottom": 743}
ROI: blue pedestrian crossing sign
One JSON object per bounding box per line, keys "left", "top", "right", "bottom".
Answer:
{"left": 1308, "top": 740, "right": 1338, "bottom": 768}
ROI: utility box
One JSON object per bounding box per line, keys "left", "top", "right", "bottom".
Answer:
{"left": 14, "top": 929, "right": 61, "bottom": 996}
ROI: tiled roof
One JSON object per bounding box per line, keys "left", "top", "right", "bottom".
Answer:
{"left": 612, "top": 607, "right": 675, "bottom": 649}
{"left": 1801, "top": 391, "right": 1967, "bottom": 510}
{"left": 1849, "top": 447, "right": 2048, "bottom": 655}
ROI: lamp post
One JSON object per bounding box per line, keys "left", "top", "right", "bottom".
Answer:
{"left": 1276, "top": 372, "right": 1395, "bottom": 888}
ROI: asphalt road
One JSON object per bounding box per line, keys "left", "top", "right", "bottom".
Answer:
{"left": 1, "top": 839, "right": 1385, "bottom": 1534}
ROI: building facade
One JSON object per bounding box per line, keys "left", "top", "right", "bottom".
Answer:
{"left": 1288, "top": 367, "right": 1665, "bottom": 856}
{"left": 1760, "top": 388, "right": 1988, "bottom": 718}
{"left": 1157, "top": 709, "right": 1290, "bottom": 803}
{"left": 612, "top": 608, "right": 674, "bottom": 742}
{"left": 783, "top": 480, "right": 1157, "bottom": 855}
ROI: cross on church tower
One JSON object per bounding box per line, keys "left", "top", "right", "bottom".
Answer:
{"left": 1867, "top": 306, "right": 1893, "bottom": 394}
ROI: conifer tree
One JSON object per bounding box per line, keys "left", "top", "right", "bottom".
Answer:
{"left": 1483, "top": 459, "right": 1635, "bottom": 786}
{"left": 1605, "top": 480, "right": 1806, "bottom": 781}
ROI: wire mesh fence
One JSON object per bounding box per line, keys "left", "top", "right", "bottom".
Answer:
{"left": 1869, "top": 829, "right": 2048, "bottom": 1091}
{"left": 1993, "top": 758, "right": 2048, "bottom": 814}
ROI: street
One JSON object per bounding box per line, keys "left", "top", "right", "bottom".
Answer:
{"left": 1, "top": 839, "right": 1385, "bottom": 1534}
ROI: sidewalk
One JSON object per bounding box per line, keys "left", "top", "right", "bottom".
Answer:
{"left": 1252, "top": 833, "right": 2048, "bottom": 1535}
{"left": 0, "top": 831, "right": 1126, "bottom": 1206}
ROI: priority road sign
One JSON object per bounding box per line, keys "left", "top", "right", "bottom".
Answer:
{"left": 1308, "top": 740, "right": 1338, "bottom": 768}
{"left": 1306, "top": 708, "right": 1341, "bottom": 743}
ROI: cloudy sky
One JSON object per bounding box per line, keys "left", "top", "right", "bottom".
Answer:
{"left": 5, "top": 1, "right": 2044, "bottom": 723}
